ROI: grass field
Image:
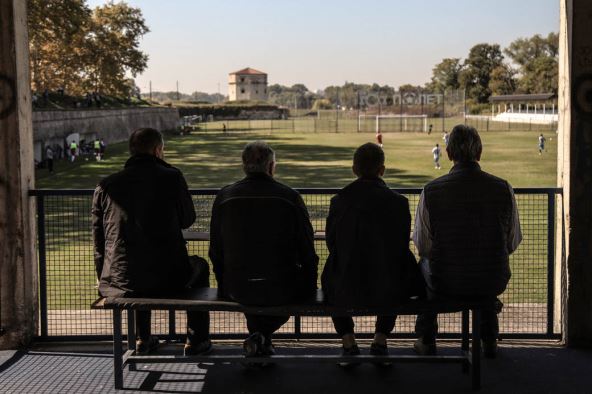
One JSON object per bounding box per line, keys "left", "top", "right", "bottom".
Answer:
{"left": 36, "top": 128, "right": 557, "bottom": 189}
{"left": 37, "top": 127, "right": 558, "bottom": 323}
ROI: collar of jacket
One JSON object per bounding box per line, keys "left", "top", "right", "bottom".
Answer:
{"left": 354, "top": 176, "right": 387, "bottom": 187}
{"left": 340, "top": 177, "right": 387, "bottom": 194}
{"left": 244, "top": 172, "right": 274, "bottom": 181}
{"left": 124, "top": 154, "right": 171, "bottom": 169}
{"left": 449, "top": 161, "right": 481, "bottom": 174}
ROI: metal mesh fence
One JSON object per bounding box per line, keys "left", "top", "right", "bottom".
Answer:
{"left": 34, "top": 188, "right": 560, "bottom": 339}
{"left": 197, "top": 117, "right": 557, "bottom": 134}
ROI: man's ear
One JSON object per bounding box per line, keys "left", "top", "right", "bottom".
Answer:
{"left": 476, "top": 147, "right": 482, "bottom": 162}
{"left": 352, "top": 165, "right": 359, "bottom": 177}
{"left": 446, "top": 147, "right": 453, "bottom": 161}
{"left": 268, "top": 161, "right": 276, "bottom": 177}
{"left": 154, "top": 144, "right": 164, "bottom": 159}
{"left": 378, "top": 165, "right": 385, "bottom": 177}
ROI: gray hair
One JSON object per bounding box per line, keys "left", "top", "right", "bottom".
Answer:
{"left": 446, "top": 125, "right": 482, "bottom": 162}
{"left": 242, "top": 140, "right": 275, "bottom": 174}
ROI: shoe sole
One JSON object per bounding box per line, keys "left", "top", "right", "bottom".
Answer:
{"left": 183, "top": 345, "right": 213, "bottom": 357}
{"left": 413, "top": 344, "right": 436, "bottom": 356}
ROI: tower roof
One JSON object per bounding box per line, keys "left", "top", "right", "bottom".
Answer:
{"left": 229, "top": 67, "right": 267, "bottom": 75}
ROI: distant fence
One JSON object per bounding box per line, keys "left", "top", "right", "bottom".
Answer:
{"left": 197, "top": 117, "right": 558, "bottom": 134}
{"left": 30, "top": 188, "right": 562, "bottom": 341}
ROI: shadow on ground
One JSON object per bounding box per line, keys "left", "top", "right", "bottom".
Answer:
{"left": 1, "top": 341, "right": 590, "bottom": 394}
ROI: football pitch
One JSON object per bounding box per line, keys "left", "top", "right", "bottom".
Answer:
{"left": 36, "top": 129, "right": 557, "bottom": 189}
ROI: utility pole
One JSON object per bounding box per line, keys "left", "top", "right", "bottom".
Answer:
{"left": 149, "top": 80, "right": 152, "bottom": 102}
{"left": 176, "top": 81, "right": 180, "bottom": 101}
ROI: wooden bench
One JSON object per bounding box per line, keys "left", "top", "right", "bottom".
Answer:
{"left": 92, "top": 288, "right": 492, "bottom": 391}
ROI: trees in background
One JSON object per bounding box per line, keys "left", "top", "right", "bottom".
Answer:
{"left": 459, "top": 44, "right": 504, "bottom": 103}
{"left": 504, "top": 32, "right": 558, "bottom": 94}
{"left": 268, "top": 84, "right": 317, "bottom": 109}
{"left": 428, "top": 32, "right": 558, "bottom": 104}
{"left": 426, "top": 58, "right": 462, "bottom": 93}
{"left": 28, "top": 0, "right": 149, "bottom": 97}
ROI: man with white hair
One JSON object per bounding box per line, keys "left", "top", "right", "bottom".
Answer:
{"left": 209, "top": 140, "right": 318, "bottom": 359}
{"left": 413, "top": 125, "right": 522, "bottom": 358}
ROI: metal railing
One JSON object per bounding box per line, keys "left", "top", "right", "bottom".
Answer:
{"left": 29, "top": 187, "right": 563, "bottom": 341}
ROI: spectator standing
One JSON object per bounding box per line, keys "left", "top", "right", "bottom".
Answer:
{"left": 45, "top": 145, "right": 54, "bottom": 173}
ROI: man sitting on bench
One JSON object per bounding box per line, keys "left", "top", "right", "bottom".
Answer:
{"left": 92, "top": 128, "right": 211, "bottom": 356}
{"left": 321, "top": 143, "right": 424, "bottom": 362}
{"left": 413, "top": 125, "right": 522, "bottom": 358}
{"left": 209, "top": 140, "right": 318, "bottom": 358}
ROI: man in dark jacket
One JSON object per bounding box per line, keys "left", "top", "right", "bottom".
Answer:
{"left": 321, "top": 143, "right": 423, "bottom": 359}
{"left": 92, "top": 128, "right": 211, "bottom": 355}
{"left": 209, "top": 141, "right": 318, "bottom": 357}
{"left": 413, "top": 125, "right": 522, "bottom": 358}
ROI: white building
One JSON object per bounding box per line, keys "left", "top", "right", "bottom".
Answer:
{"left": 228, "top": 67, "right": 268, "bottom": 101}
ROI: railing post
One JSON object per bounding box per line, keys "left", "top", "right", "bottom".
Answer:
{"left": 294, "top": 315, "right": 302, "bottom": 340}
{"left": 36, "top": 195, "right": 48, "bottom": 338}
{"left": 168, "top": 310, "right": 176, "bottom": 341}
{"left": 547, "top": 192, "right": 556, "bottom": 336}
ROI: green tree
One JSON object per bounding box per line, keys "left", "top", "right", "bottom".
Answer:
{"left": 83, "top": 2, "right": 149, "bottom": 95}
{"left": 460, "top": 43, "right": 504, "bottom": 103}
{"left": 504, "top": 32, "right": 558, "bottom": 94}
{"left": 488, "top": 65, "right": 516, "bottom": 96}
{"left": 28, "top": 0, "right": 91, "bottom": 93}
{"left": 268, "top": 84, "right": 316, "bottom": 109}
{"left": 427, "top": 58, "right": 462, "bottom": 92}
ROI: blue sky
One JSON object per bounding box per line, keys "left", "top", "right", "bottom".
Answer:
{"left": 88, "top": 0, "right": 559, "bottom": 94}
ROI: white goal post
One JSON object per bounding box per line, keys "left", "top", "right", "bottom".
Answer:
{"left": 358, "top": 114, "right": 428, "bottom": 132}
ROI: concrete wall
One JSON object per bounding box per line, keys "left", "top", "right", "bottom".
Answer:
{"left": 32, "top": 107, "right": 179, "bottom": 162}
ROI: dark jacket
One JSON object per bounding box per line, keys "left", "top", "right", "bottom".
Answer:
{"left": 424, "top": 162, "right": 513, "bottom": 296}
{"left": 321, "top": 178, "right": 423, "bottom": 307}
{"left": 209, "top": 173, "right": 318, "bottom": 305}
{"left": 92, "top": 154, "right": 196, "bottom": 298}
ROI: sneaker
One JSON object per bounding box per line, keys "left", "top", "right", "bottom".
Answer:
{"left": 369, "top": 342, "right": 392, "bottom": 367}
{"left": 242, "top": 333, "right": 275, "bottom": 368}
{"left": 136, "top": 335, "right": 159, "bottom": 355}
{"left": 482, "top": 339, "right": 497, "bottom": 359}
{"left": 184, "top": 339, "right": 213, "bottom": 356}
{"left": 243, "top": 332, "right": 265, "bottom": 357}
{"left": 413, "top": 338, "right": 437, "bottom": 356}
{"left": 338, "top": 344, "right": 361, "bottom": 368}
{"left": 261, "top": 336, "right": 276, "bottom": 356}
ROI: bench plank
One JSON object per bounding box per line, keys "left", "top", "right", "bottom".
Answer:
{"left": 97, "top": 288, "right": 492, "bottom": 316}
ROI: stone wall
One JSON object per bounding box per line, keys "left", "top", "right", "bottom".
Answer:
{"left": 32, "top": 107, "right": 179, "bottom": 162}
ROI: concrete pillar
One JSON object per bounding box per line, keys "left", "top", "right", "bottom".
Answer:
{"left": 0, "top": 0, "right": 37, "bottom": 349}
{"left": 558, "top": 0, "right": 592, "bottom": 347}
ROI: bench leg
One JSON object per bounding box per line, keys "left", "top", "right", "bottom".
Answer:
{"left": 127, "top": 310, "right": 136, "bottom": 371}
{"left": 113, "top": 309, "right": 124, "bottom": 390}
{"left": 462, "top": 309, "right": 470, "bottom": 374}
{"left": 471, "top": 309, "right": 482, "bottom": 391}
